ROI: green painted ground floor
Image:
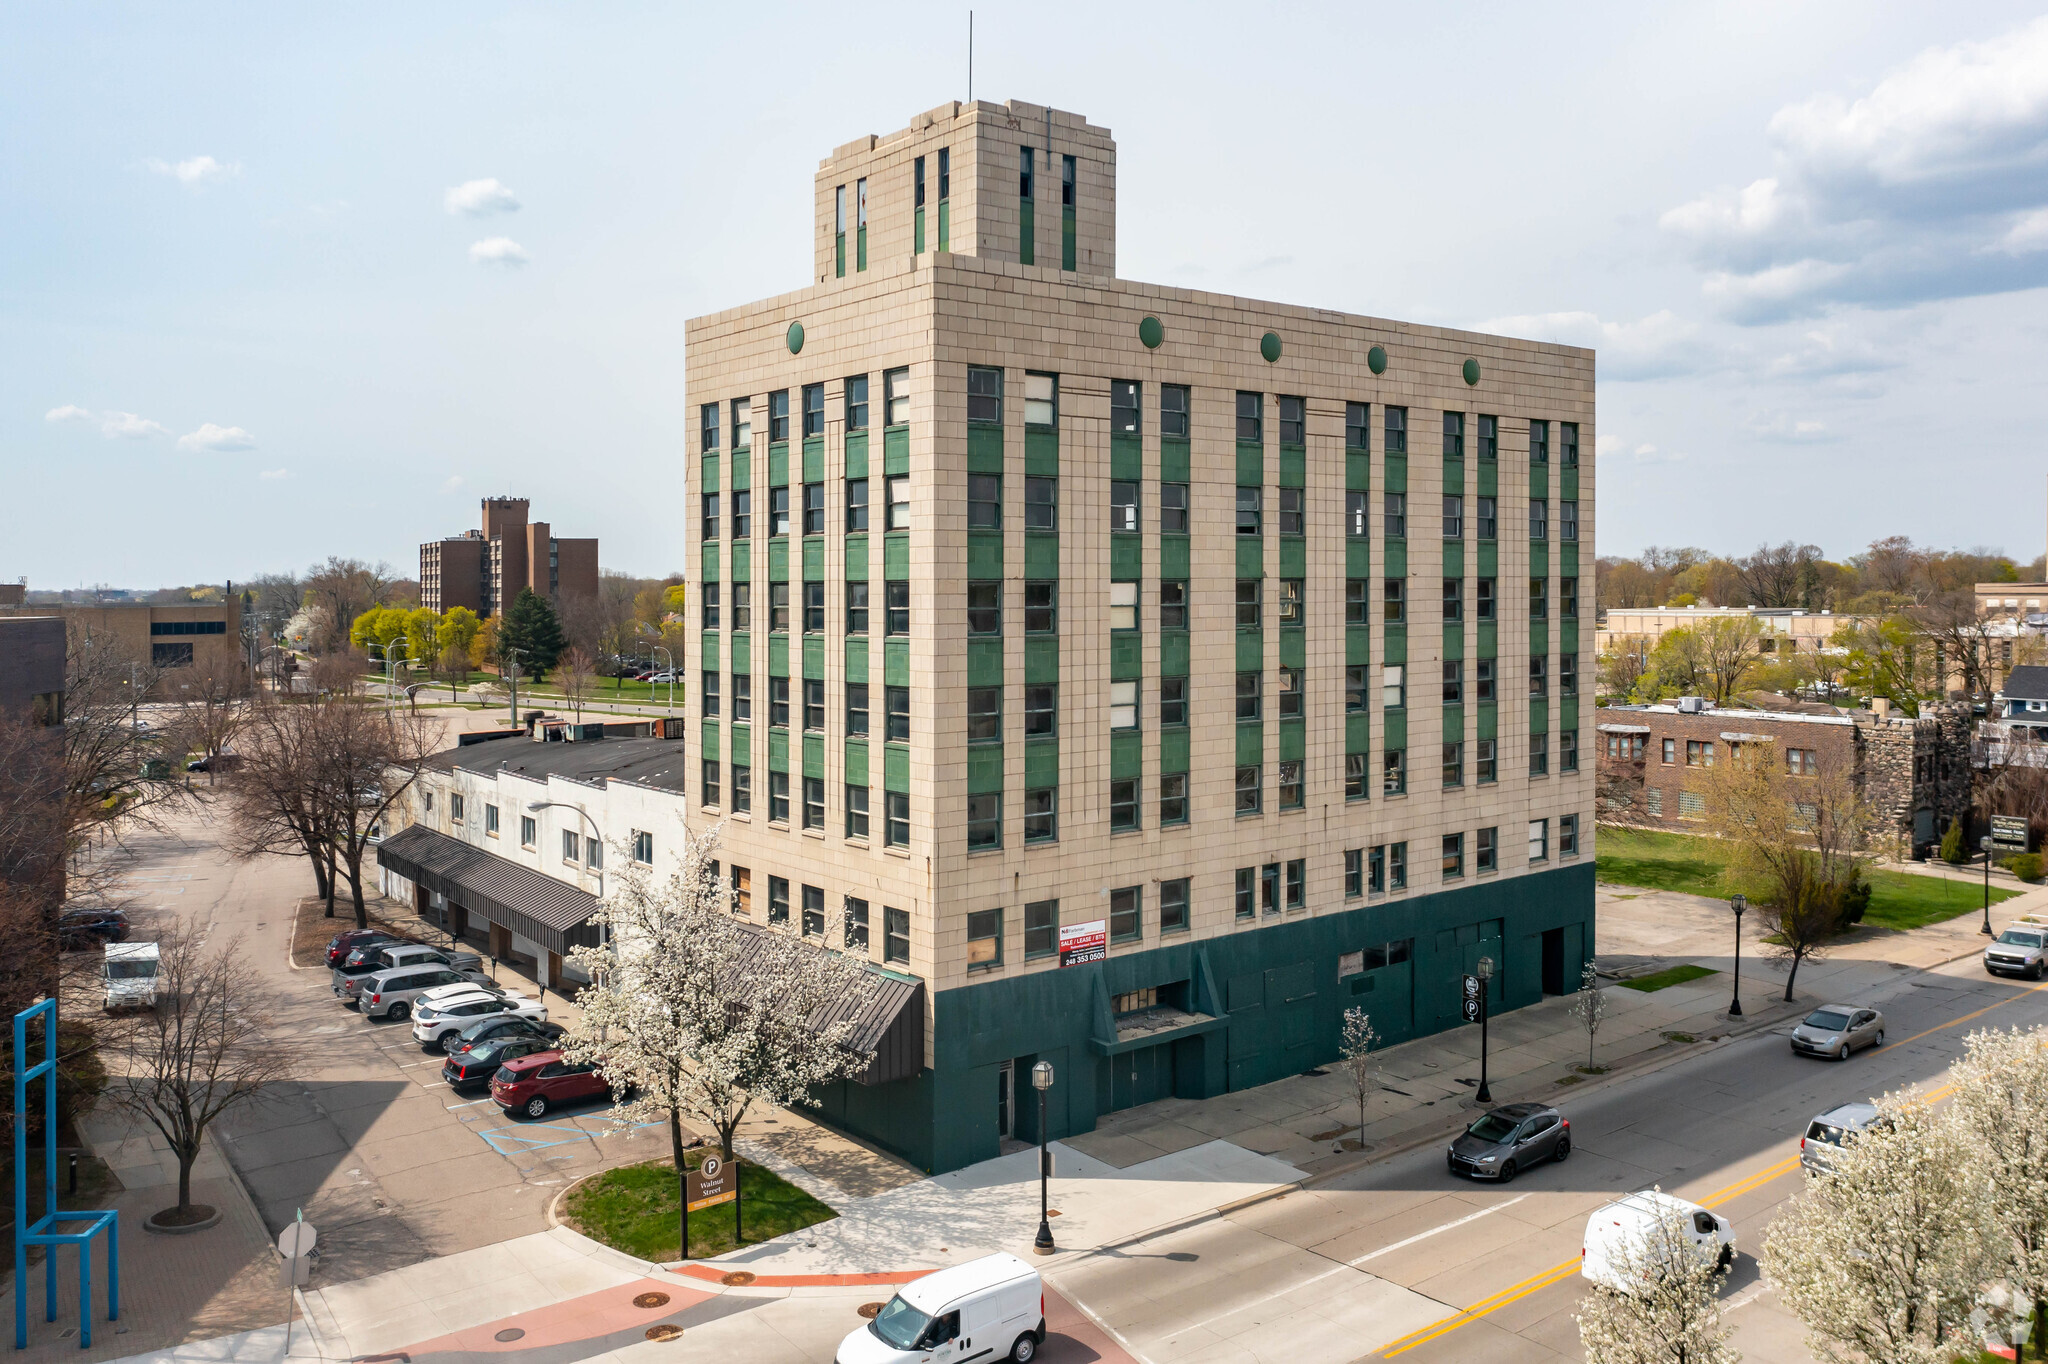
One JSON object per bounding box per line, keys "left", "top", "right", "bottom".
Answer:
{"left": 812, "top": 862, "right": 1596, "bottom": 1174}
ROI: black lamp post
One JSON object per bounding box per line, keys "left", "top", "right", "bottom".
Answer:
{"left": 1728, "top": 893, "right": 1746, "bottom": 1017}
{"left": 1475, "top": 956, "right": 1495, "bottom": 1104}
{"left": 1982, "top": 835, "right": 1996, "bottom": 936}
{"left": 1031, "top": 1061, "right": 1056, "bottom": 1255}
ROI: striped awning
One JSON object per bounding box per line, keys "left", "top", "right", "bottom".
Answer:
{"left": 376, "top": 823, "right": 600, "bottom": 957}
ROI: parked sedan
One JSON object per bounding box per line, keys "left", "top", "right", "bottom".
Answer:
{"left": 411, "top": 990, "right": 551, "bottom": 1051}
{"left": 1447, "top": 1103, "right": 1571, "bottom": 1182}
{"left": 1790, "top": 1005, "right": 1884, "bottom": 1061}
{"left": 58, "top": 908, "right": 130, "bottom": 951}
{"left": 441, "top": 1034, "right": 557, "bottom": 1090}
{"left": 443, "top": 1012, "right": 565, "bottom": 1056}
{"left": 490, "top": 1051, "right": 623, "bottom": 1118}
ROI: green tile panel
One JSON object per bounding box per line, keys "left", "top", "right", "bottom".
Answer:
{"left": 1384, "top": 624, "right": 1407, "bottom": 665}
{"left": 802, "top": 437, "right": 824, "bottom": 483}
{"left": 1382, "top": 708, "right": 1407, "bottom": 752}
{"left": 968, "top": 744, "right": 1004, "bottom": 795}
{"left": 1562, "top": 467, "right": 1578, "bottom": 500}
{"left": 1236, "top": 722, "right": 1263, "bottom": 768}
{"left": 1347, "top": 627, "right": 1370, "bottom": 666}
{"left": 768, "top": 538, "right": 789, "bottom": 581}
{"left": 1277, "top": 719, "right": 1305, "bottom": 763}
{"left": 1384, "top": 454, "right": 1407, "bottom": 494}
{"left": 769, "top": 634, "right": 788, "bottom": 676}
{"left": 1347, "top": 540, "right": 1371, "bottom": 577}
{"left": 1529, "top": 698, "right": 1550, "bottom": 735}
{"left": 968, "top": 531, "right": 1003, "bottom": 578}
{"left": 844, "top": 739, "right": 868, "bottom": 787}
{"left": 1025, "top": 534, "right": 1059, "bottom": 579}
{"left": 1278, "top": 629, "right": 1305, "bottom": 670}
{"left": 1562, "top": 697, "right": 1579, "bottom": 731}
{"left": 846, "top": 637, "right": 868, "bottom": 681}
{"left": 885, "top": 640, "right": 910, "bottom": 687}
{"left": 1384, "top": 540, "right": 1407, "bottom": 579}
{"left": 1161, "top": 536, "right": 1190, "bottom": 579}
{"left": 1278, "top": 447, "right": 1306, "bottom": 488}
{"left": 885, "top": 742, "right": 910, "bottom": 793}
{"left": 1160, "top": 439, "right": 1190, "bottom": 483}
{"left": 1443, "top": 542, "right": 1463, "bottom": 579}
{"left": 1443, "top": 704, "right": 1464, "bottom": 743}
{"left": 768, "top": 727, "right": 789, "bottom": 772}
{"left": 1347, "top": 453, "right": 1371, "bottom": 492}
{"left": 1111, "top": 633, "right": 1142, "bottom": 681}
{"left": 914, "top": 206, "right": 925, "bottom": 255}
{"left": 968, "top": 638, "right": 1003, "bottom": 688}
{"left": 1530, "top": 463, "right": 1549, "bottom": 500}
{"left": 1477, "top": 703, "right": 1497, "bottom": 741}
{"left": 732, "top": 454, "right": 751, "bottom": 490}
{"left": 1025, "top": 636, "right": 1058, "bottom": 684}
{"left": 1111, "top": 731, "right": 1141, "bottom": 780}
{"left": 1110, "top": 435, "right": 1141, "bottom": 482}
{"left": 803, "top": 537, "right": 824, "bottom": 578}
{"left": 1562, "top": 621, "right": 1579, "bottom": 655}
{"left": 803, "top": 733, "right": 825, "bottom": 779}
{"left": 1476, "top": 622, "right": 1497, "bottom": 659}
{"left": 1111, "top": 535, "right": 1142, "bottom": 580}
{"left": 1161, "top": 631, "right": 1190, "bottom": 676}
{"left": 1159, "top": 728, "right": 1190, "bottom": 773}
{"left": 700, "top": 719, "right": 720, "bottom": 761}
{"left": 701, "top": 633, "right": 719, "bottom": 669}
{"left": 803, "top": 635, "right": 824, "bottom": 679}
{"left": 937, "top": 200, "right": 949, "bottom": 252}
{"left": 1443, "top": 456, "right": 1464, "bottom": 496}
{"left": 845, "top": 431, "right": 869, "bottom": 480}
{"left": 1531, "top": 543, "right": 1548, "bottom": 579}
{"left": 730, "top": 634, "right": 751, "bottom": 672}
{"left": 1025, "top": 739, "right": 1058, "bottom": 789}
{"left": 845, "top": 535, "right": 868, "bottom": 581}
{"left": 768, "top": 443, "right": 788, "bottom": 489}
{"left": 730, "top": 722, "right": 751, "bottom": 754}
{"left": 732, "top": 542, "right": 752, "bottom": 581}
{"left": 1476, "top": 541, "right": 1496, "bottom": 577}
{"left": 884, "top": 534, "right": 910, "bottom": 578}
{"left": 1278, "top": 538, "right": 1306, "bottom": 578}
{"left": 1346, "top": 713, "right": 1371, "bottom": 754}
{"left": 1442, "top": 625, "right": 1463, "bottom": 660}
{"left": 1531, "top": 622, "right": 1549, "bottom": 657}
{"left": 885, "top": 426, "right": 909, "bottom": 476}
{"left": 1235, "top": 441, "right": 1264, "bottom": 487}
{"left": 701, "top": 454, "right": 719, "bottom": 493}
{"left": 1562, "top": 544, "right": 1579, "bottom": 576}
{"left": 968, "top": 426, "right": 1005, "bottom": 475}
{"left": 1237, "top": 538, "right": 1264, "bottom": 579}
{"left": 1477, "top": 462, "right": 1496, "bottom": 497}
{"left": 1236, "top": 629, "right": 1263, "bottom": 672}
{"left": 701, "top": 543, "right": 719, "bottom": 583}
{"left": 1025, "top": 430, "right": 1058, "bottom": 477}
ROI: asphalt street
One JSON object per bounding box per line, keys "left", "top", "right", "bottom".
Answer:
{"left": 1047, "top": 951, "right": 2048, "bottom": 1364}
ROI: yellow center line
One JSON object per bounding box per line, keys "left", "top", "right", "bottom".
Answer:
{"left": 1371, "top": 975, "right": 2048, "bottom": 1358}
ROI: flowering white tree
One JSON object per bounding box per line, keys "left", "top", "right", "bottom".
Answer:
{"left": 1569, "top": 961, "right": 1608, "bottom": 1071}
{"left": 1575, "top": 1203, "right": 1739, "bottom": 1364}
{"left": 1336, "top": 1008, "right": 1381, "bottom": 1148}
{"left": 564, "top": 821, "right": 877, "bottom": 1250}
{"left": 1762, "top": 1092, "right": 1998, "bottom": 1364}
{"left": 1948, "top": 1026, "right": 2048, "bottom": 1353}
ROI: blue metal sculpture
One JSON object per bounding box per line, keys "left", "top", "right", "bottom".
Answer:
{"left": 14, "top": 998, "right": 118, "bottom": 1349}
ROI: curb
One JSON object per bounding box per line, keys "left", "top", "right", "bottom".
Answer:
{"left": 142, "top": 1204, "right": 224, "bottom": 1234}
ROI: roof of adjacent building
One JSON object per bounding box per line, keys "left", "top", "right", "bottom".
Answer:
{"left": 2002, "top": 666, "right": 2048, "bottom": 701}
{"left": 1599, "top": 703, "right": 1855, "bottom": 728}
{"left": 424, "top": 736, "right": 689, "bottom": 794}
{"left": 377, "top": 823, "right": 599, "bottom": 935}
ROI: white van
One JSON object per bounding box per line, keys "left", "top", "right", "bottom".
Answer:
{"left": 103, "top": 941, "right": 163, "bottom": 1012}
{"left": 1581, "top": 1190, "right": 1734, "bottom": 1292}
{"left": 836, "top": 1252, "right": 1044, "bottom": 1363}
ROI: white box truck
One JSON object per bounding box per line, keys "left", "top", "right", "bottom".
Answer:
{"left": 103, "top": 941, "right": 163, "bottom": 1012}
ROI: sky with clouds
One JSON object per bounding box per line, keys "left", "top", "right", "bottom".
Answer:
{"left": 5, "top": 2, "right": 2048, "bottom": 587}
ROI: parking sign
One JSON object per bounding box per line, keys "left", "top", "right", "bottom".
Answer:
{"left": 1461, "top": 974, "right": 1482, "bottom": 1022}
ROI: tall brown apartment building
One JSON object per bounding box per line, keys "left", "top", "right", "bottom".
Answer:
{"left": 420, "top": 497, "right": 598, "bottom": 616}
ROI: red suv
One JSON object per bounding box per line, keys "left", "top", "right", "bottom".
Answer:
{"left": 489, "top": 1050, "right": 621, "bottom": 1118}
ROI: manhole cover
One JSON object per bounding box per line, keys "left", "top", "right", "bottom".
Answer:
{"left": 645, "top": 1324, "right": 683, "bottom": 1342}
{"left": 634, "top": 1293, "right": 671, "bottom": 1309}
{"left": 720, "top": 1271, "right": 756, "bottom": 1286}
{"left": 858, "top": 1303, "right": 885, "bottom": 1319}
{"left": 493, "top": 1329, "right": 525, "bottom": 1342}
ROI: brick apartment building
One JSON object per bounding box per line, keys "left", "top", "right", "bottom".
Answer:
{"left": 420, "top": 497, "right": 598, "bottom": 617}
{"left": 1595, "top": 698, "right": 1969, "bottom": 854}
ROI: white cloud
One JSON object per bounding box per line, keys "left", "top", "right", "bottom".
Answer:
{"left": 99, "top": 411, "right": 167, "bottom": 439}
{"left": 147, "top": 155, "right": 239, "bottom": 185}
{"left": 44, "top": 405, "right": 92, "bottom": 424}
{"left": 259, "top": 468, "right": 288, "bottom": 481}
{"left": 1474, "top": 309, "right": 1708, "bottom": 380}
{"left": 440, "top": 475, "right": 466, "bottom": 494}
{"left": 1745, "top": 412, "right": 1837, "bottom": 443}
{"left": 1662, "top": 16, "right": 2048, "bottom": 320}
{"left": 468, "top": 237, "right": 530, "bottom": 267}
{"left": 445, "top": 178, "right": 521, "bottom": 216}
{"left": 177, "top": 423, "right": 256, "bottom": 453}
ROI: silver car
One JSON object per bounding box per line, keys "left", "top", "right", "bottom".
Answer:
{"left": 1801, "top": 1101, "right": 1880, "bottom": 1174}
{"left": 1790, "top": 1004, "right": 1884, "bottom": 1061}
{"left": 1985, "top": 927, "right": 2048, "bottom": 979}
{"left": 358, "top": 961, "right": 491, "bottom": 1020}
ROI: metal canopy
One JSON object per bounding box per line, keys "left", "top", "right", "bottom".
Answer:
{"left": 375, "top": 824, "right": 600, "bottom": 957}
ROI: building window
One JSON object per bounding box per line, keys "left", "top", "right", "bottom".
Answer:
{"left": 967, "top": 793, "right": 1002, "bottom": 850}
{"left": 802, "top": 383, "right": 825, "bottom": 439}
{"left": 1347, "top": 578, "right": 1368, "bottom": 626}
{"left": 1686, "top": 740, "right": 1715, "bottom": 767}
{"left": 1025, "top": 372, "right": 1057, "bottom": 427}
{"left": 1384, "top": 492, "right": 1406, "bottom": 538}
{"left": 1346, "top": 750, "right": 1368, "bottom": 800}
{"left": 766, "top": 582, "right": 789, "bottom": 633}
{"left": 1025, "top": 476, "right": 1057, "bottom": 531}
{"left": 1443, "top": 832, "right": 1464, "bottom": 879}
{"left": 702, "top": 759, "right": 721, "bottom": 807}
{"left": 1787, "top": 747, "right": 1817, "bottom": 775}
{"left": 722, "top": 584, "right": 746, "bottom": 633}
{"left": 803, "top": 482, "right": 825, "bottom": 534}
{"left": 886, "top": 474, "right": 910, "bottom": 531}
{"left": 1277, "top": 579, "right": 1304, "bottom": 627}
{"left": 1442, "top": 578, "right": 1464, "bottom": 624}
{"left": 966, "top": 365, "right": 1003, "bottom": 425}
{"left": 967, "top": 907, "right": 1002, "bottom": 969}
{"left": 1278, "top": 395, "right": 1305, "bottom": 444}
{"left": 1530, "top": 500, "right": 1547, "bottom": 541}
{"left": 1561, "top": 813, "right": 1580, "bottom": 856}
{"left": 1024, "top": 787, "right": 1057, "bottom": 841}
{"left": 769, "top": 675, "right": 790, "bottom": 726}
{"left": 967, "top": 686, "right": 1002, "bottom": 743}
{"left": 153, "top": 642, "right": 193, "bottom": 667}
{"left": 1237, "top": 486, "right": 1262, "bottom": 535}
{"left": 1442, "top": 495, "right": 1464, "bottom": 541}
{"left": 1561, "top": 656, "right": 1577, "bottom": 696}
{"left": 803, "top": 679, "right": 825, "bottom": 730}
{"left": 1111, "top": 379, "right": 1139, "bottom": 434}
{"left": 968, "top": 581, "right": 1001, "bottom": 635}
{"left": 882, "top": 367, "right": 910, "bottom": 427}
{"left": 1278, "top": 487, "right": 1305, "bottom": 536}
{"left": 1160, "top": 878, "right": 1190, "bottom": 933}
{"left": 846, "top": 374, "right": 868, "bottom": 429}
{"left": 803, "top": 581, "right": 825, "bottom": 632}
{"left": 885, "top": 792, "right": 910, "bottom": 847}
{"left": 1384, "top": 579, "right": 1406, "bottom": 623}
{"left": 1278, "top": 666, "right": 1304, "bottom": 719}
{"left": 701, "top": 403, "right": 720, "bottom": 452}
{"left": 1025, "top": 581, "right": 1056, "bottom": 634}
{"left": 1109, "top": 778, "right": 1140, "bottom": 832}
{"left": 1561, "top": 501, "right": 1579, "bottom": 542}
{"left": 884, "top": 906, "right": 910, "bottom": 963}
{"left": 1529, "top": 818, "right": 1550, "bottom": 863}
{"left": 1236, "top": 391, "right": 1262, "bottom": 441}
{"left": 484, "top": 804, "right": 499, "bottom": 836}
{"left": 520, "top": 816, "right": 536, "bottom": 848}
{"left": 1025, "top": 683, "right": 1056, "bottom": 738}
{"left": 1161, "top": 384, "right": 1190, "bottom": 438}
{"left": 585, "top": 837, "right": 602, "bottom": 869}
{"left": 843, "top": 478, "right": 869, "bottom": 535}
{"left": 1442, "top": 411, "right": 1465, "bottom": 457}
{"left": 1476, "top": 739, "right": 1496, "bottom": 783}
{"left": 886, "top": 685, "right": 909, "bottom": 741}
{"left": 1261, "top": 863, "right": 1280, "bottom": 915}
{"left": 768, "top": 390, "right": 789, "bottom": 443}
{"left": 1024, "top": 900, "right": 1058, "bottom": 958}
{"left": 731, "top": 763, "right": 751, "bottom": 813}
{"left": 1443, "top": 741, "right": 1463, "bottom": 788}
{"left": 1476, "top": 578, "right": 1495, "bottom": 620}
{"left": 1110, "top": 481, "right": 1139, "bottom": 533}
{"left": 731, "top": 671, "right": 752, "bottom": 722}
{"left": 841, "top": 581, "right": 867, "bottom": 635}
{"left": 1663, "top": 737, "right": 1678, "bottom": 764}
{"left": 1383, "top": 748, "right": 1407, "bottom": 795}
{"left": 885, "top": 580, "right": 910, "bottom": 635}
{"left": 1235, "top": 764, "right": 1261, "bottom": 814}
{"left": 1561, "top": 422, "right": 1579, "bottom": 465}
{"left": 732, "top": 397, "right": 752, "bottom": 449}
{"left": 1161, "top": 483, "right": 1189, "bottom": 534}
{"left": 1530, "top": 656, "right": 1548, "bottom": 698}
{"left": 1283, "top": 857, "right": 1306, "bottom": 910}
{"left": 1477, "top": 414, "right": 1498, "bottom": 460}
{"left": 702, "top": 586, "right": 720, "bottom": 631}
{"left": 1476, "top": 497, "right": 1497, "bottom": 540}
{"left": 632, "top": 830, "right": 653, "bottom": 864}
{"left": 1384, "top": 406, "right": 1407, "bottom": 454}
{"left": 1160, "top": 580, "right": 1188, "bottom": 630}
{"left": 1278, "top": 760, "right": 1304, "bottom": 809}
{"left": 1160, "top": 772, "right": 1189, "bottom": 824}
{"left": 701, "top": 492, "right": 720, "bottom": 543}
{"left": 1344, "top": 848, "right": 1364, "bottom": 897}
{"left": 1561, "top": 728, "right": 1579, "bottom": 772}
{"left": 1342, "top": 664, "right": 1366, "bottom": 713}
{"left": 1530, "top": 419, "right": 1549, "bottom": 463}
{"left": 1111, "top": 680, "right": 1139, "bottom": 730}
{"left": 1236, "top": 671, "right": 1262, "bottom": 721}
{"left": 1236, "top": 578, "right": 1261, "bottom": 628}
{"left": 1235, "top": 867, "right": 1256, "bottom": 919}
{"left": 845, "top": 784, "right": 869, "bottom": 838}
{"left": 731, "top": 865, "right": 752, "bottom": 917}
{"left": 1561, "top": 577, "right": 1579, "bottom": 618}
{"left": 1382, "top": 664, "right": 1405, "bottom": 709}
{"left": 1476, "top": 826, "right": 1497, "bottom": 872}
{"left": 768, "top": 771, "right": 790, "bottom": 822}
{"left": 1111, "top": 580, "right": 1139, "bottom": 631}
{"left": 1530, "top": 732, "right": 1549, "bottom": 776}
{"left": 1530, "top": 577, "right": 1548, "bottom": 621}
{"left": 768, "top": 486, "right": 791, "bottom": 537}
{"left": 1389, "top": 842, "right": 1407, "bottom": 890}
{"left": 1442, "top": 659, "right": 1464, "bottom": 705}
{"left": 1367, "top": 846, "right": 1386, "bottom": 893}
{"left": 967, "top": 473, "right": 1001, "bottom": 529}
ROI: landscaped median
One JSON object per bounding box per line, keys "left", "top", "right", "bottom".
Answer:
{"left": 562, "top": 1153, "right": 836, "bottom": 1261}
{"left": 1596, "top": 826, "right": 2018, "bottom": 930}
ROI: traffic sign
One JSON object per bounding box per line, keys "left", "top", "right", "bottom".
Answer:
{"left": 686, "top": 1154, "right": 735, "bottom": 1213}
{"left": 277, "top": 1221, "right": 316, "bottom": 1259}
{"left": 1461, "top": 974, "right": 1482, "bottom": 1023}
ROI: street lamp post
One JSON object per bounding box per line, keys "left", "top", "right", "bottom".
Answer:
{"left": 651, "top": 646, "right": 676, "bottom": 715}
{"left": 1983, "top": 835, "right": 1996, "bottom": 936}
{"left": 502, "top": 645, "right": 529, "bottom": 726}
{"left": 1728, "top": 894, "right": 1747, "bottom": 1017}
{"left": 1031, "top": 1061, "right": 1055, "bottom": 1255}
{"left": 1475, "top": 956, "right": 1495, "bottom": 1104}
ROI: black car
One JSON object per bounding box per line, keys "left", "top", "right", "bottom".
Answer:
{"left": 58, "top": 908, "right": 130, "bottom": 951}
{"left": 441, "top": 1033, "right": 557, "bottom": 1090}
{"left": 1446, "top": 1102, "right": 1570, "bottom": 1182}
{"left": 444, "top": 1014, "right": 566, "bottom": 1056}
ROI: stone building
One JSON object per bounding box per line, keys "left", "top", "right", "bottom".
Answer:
{"left": 683, "top": 98, "right": 1597, "bottom": 1173}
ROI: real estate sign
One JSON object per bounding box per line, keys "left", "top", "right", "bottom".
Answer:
{"left": 1059, "top": 919, "right": 1107, "bottom": 967}
{"left": 1993, "top": 815, "right": 2030, "bottom": 849}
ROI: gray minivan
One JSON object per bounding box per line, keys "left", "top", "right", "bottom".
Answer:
{"left": 333, "top": 943, "right": 482, "bottom": 1003}
{"left": 358, "top": 960, "right": 492, "bottom": 1020}
{"left": 1801, "top": 1101, "right": 1881, "bottom": 1174}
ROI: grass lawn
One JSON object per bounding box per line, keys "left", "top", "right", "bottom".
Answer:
{"left": 1597, "top": 826, "right": 2018, "bottom": 933}
{"left": 1619, "top": 963, "right": 1719, "bottom": 993}
{"left": 563, "top": 1152, "right": 835, "bottom": 1262}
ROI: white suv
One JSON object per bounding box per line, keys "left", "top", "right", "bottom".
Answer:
{"left": 411, "top": 989, "right": 550, "bottom": 1051}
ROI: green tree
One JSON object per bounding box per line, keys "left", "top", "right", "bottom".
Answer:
{"left": 500, "top": 588, "right": 566, "bottom": 681}
{"left": 347, "top": 606, "right": 409, "bottom": 657}
{"left": 436, "top": 606, "right": 482, "bottom": 660}
{"left": 1940, "top": 817, "right": 1966, "bottom": 865}
{"left": 1835, "top": 615, "right": 1933, "bottom": 716}
{"left": 403, "top": 608, "right": 441, "bottom": 677}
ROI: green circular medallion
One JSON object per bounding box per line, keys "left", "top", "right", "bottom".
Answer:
{"left": 1367, "top": 344, "right": 1387, "bottom": 376}
{"left": 1139, "top": 316, "right": 1164, "bottom": 350}
{"left": 1260, "top": 332, "right": 1282, "bottom": 364}
{"left": 786, "top": 322, "right": 805, "bottom": 355}
{"left": 1462, "top": 357, "right": 1481, "bottom": 386}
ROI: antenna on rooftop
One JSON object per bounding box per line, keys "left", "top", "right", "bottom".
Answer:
{"left": 968, "top": 11, "right": 974, "bottom": 103}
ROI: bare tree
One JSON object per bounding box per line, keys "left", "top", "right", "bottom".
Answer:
{"left": 1910, "top": 590, "right": 1995, "bottom": 704}
{"left": 222, "top": 697, "right": 340, "bottom": 912}
{"left": 1859, "top": 535, "right": 1925, "bottom": 600}
{"left": 104, "top": 934, "right": 292, "bottom": 1223}
{"left": 1597, "top": 635, "right": 1654, "bottom": 702}
{"left": 1569, "top": 962, "right": 1607, "bottom": 1070}
{"left": 558, "top": 647, "right": 597, "bottom": 720}
{"left": 1735, "top": 541, "right": 1823, "bottom": 609}
{"left": 168, "top": 665, "right": 246, "bottom": 783}
{"left": 311, "top": 701, "right": 437, "bottom": 926}
{"left": 1336, "top": 1008, "right": 1381, "bottom": 1148}
{"left": 437, "top": 640, "right": 472, "bottom": 703}
{"left": 301, "top": 557, "right": 393, "bottom": 655}
{"left": 1694, "top": 616, "right": 1770, "bottom": 704}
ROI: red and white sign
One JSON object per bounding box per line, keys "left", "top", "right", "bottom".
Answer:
{"left": 1059, "top": 919, "right": 1107, "bottom": 967}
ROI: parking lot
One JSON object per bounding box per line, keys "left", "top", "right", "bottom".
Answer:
{"left": 92, "top": 809, "right": 669, "bottom": 1285}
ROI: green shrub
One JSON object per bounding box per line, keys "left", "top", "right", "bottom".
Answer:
{"left": 2006, "top": 853, "right": 2044, "bottom": 884}
{"left": 1838, "top": 874, "right": 1872, "bottom": 925}
{"left": 1941, "top": 818, "right": 1967, "bottom": 865}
